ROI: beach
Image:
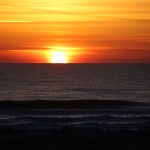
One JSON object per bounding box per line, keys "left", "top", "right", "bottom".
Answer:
{"left": 0, "top": 100, "right": 150, "bottom": 150}
{"left": 0, "top": 64, "right": 150, "bottom": 149}
{"left": 0, "top": 0, "right": 150, "bottom": 148}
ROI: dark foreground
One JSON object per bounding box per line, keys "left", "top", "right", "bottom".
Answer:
{"left": 1, "top": 127, "right": 150, "bottom": 150}
{"left": 0, "top": 100, "right": 150, "bottom": 150}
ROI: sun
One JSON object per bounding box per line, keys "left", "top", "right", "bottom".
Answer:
{"left": 51, "top": 51, "right": 68, "bottom": 63}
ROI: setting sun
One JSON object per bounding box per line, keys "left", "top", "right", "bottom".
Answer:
{"left": 51, "top": 51, "right": 68, "bottom": 64}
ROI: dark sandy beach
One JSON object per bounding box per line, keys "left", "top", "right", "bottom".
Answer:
{"left": 1, "top": 126, "right": 150, "bottom": 150}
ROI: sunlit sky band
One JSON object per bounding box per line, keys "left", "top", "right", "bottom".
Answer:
{"left": 0, "top": 0, "right": 150, "bottom": 63}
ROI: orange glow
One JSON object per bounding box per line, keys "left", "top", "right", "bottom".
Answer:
{"left": 0, "top": 0, "right": 150, "bottom": 63}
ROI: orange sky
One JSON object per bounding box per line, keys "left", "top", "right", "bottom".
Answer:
{"left": 0, "top": 0, "right": 150, "bottom": 63}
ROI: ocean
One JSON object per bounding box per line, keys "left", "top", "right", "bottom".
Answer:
{"left": 0, "top": 64, "right": 150, "bottom": 149}
{"left": 0, "top": 63, "right": 150, "bottom": 102}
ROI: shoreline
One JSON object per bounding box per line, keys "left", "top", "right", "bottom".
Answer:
{"left": 0, "top": 100, "right": 150, "bottom": 149}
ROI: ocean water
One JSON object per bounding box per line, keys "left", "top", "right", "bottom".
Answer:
{"left": 0, "top": 64, "right": 150, "bottom": 102}
{"left": 0, "top": 64, "right": 150, "bottom": 132}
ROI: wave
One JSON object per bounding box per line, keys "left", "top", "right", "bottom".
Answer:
{"left": 0, "top": 100, "right": 150, "bottom": 131}
{"left": 0, "top": 99, "right": 148, "bottom": 109}
{"left": 1, "top": 113, "right": 150, "bottom": 121}
{"left": 1, "top": 119, "right": 149, "bottom": 131}
{"left": 0, "top": 112, "right": 150, "bottom": 131}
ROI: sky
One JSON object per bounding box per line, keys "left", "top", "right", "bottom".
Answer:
{"left": 0, "top": 0, "right": 150, "bottom": 63}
